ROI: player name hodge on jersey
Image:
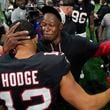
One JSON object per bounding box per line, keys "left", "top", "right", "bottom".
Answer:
{"left": 0, "top": 70, "right": 39, "bottom": 87}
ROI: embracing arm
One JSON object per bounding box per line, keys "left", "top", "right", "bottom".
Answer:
{"left": 60, "top": 71, "right": 110, "bottom": 110}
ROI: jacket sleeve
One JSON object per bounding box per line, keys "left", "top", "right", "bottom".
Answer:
{"left": 94, "top": 41, "right": 110, "bottom": 57}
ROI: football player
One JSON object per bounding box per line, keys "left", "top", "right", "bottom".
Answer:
{"left": 72, "top": 0, "right": 95, "bottom": 40}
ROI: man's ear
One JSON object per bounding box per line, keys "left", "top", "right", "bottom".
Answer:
{"left": 59, "top": 23, "right": 63, "bottom": 30}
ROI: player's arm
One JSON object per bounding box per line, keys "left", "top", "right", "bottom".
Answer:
{"left": 89, "top": 11, "right": 94, "bottom": 35}
{"left": 60, "top": 71, "right": 110, "bottom": 110}
{"left": 89, "top": 1, "right": 95, "bottom": 40}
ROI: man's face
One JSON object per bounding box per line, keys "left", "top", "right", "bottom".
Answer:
{"left": 16, "top": 0, "right": 27, "bottom": 9}
{"left": 40, "top": 13, "right": 62, "bottom": 41}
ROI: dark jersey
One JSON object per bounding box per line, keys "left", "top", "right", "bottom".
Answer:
{"left": 72, "top": 2, "right": 94, "bottom": 34}
{"left": 62, "top": 16, "right": 76, "bottom": 36}
{"left": 38, "top": 32, "right": 98, "bottom": 82}
{"left": 0, "top": 52, "right": 70, "bottom": 110}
